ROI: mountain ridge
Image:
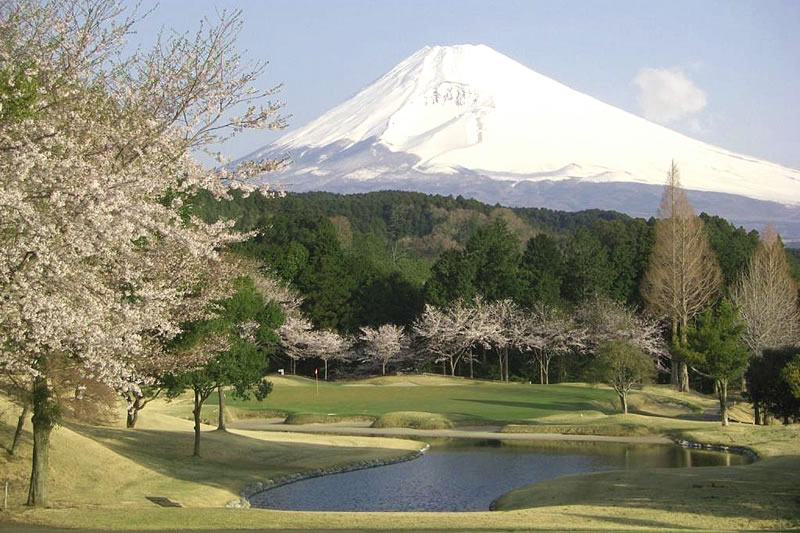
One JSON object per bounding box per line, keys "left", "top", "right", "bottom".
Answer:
{"left": 239, "top": 44, "right": 800, "bottom": 241}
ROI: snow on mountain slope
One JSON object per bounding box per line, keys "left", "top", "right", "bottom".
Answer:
{"left": 239, "top": 44, "right": 800, "bottom": 239}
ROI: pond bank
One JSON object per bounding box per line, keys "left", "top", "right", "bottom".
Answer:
{"left": 226, "top": 442, "right": 430, "bottom": 508}
{"left": 249, "top": 439, "right": 748, "bottom": 512}
{"left": 228, "top": 419, "right": 674, "bottom": 445}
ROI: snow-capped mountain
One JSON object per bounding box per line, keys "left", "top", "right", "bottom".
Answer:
{"left": 240, "top": 44, "right": 800, "bottom": 241}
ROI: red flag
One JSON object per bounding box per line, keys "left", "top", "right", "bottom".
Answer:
{"left": 314, "top": 368, "right": 318, "bottom": 376}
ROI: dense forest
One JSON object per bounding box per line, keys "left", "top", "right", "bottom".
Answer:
{"left": 192, "top": 190, "right": 799, "bottom": 338}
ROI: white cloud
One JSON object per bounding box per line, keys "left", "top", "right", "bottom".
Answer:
{"left": 634, "top": 67, "right": 707, "bottom": 124}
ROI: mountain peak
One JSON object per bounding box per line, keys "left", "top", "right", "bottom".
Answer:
{"left": 239, "top": 44, "right": 800, "bottom": 240}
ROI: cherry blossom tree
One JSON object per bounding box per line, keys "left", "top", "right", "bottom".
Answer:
{"left": 306, "top": 329, "right": 350, "bottom": 380}
{"left": 461, "top": 296, "right": 501, "bottom": 379}
{"left": 278, "top": 315, "right": 314, "bottom": 375}
{"left": 0, "top": 1, "right": 285, "bottom": 505}
{"left": 516, "top": 304, "right": 586, "bottom": 385}
{"left": 360, "top": 324, "right": 409, "bottom": 375}
{"left": 413, "top": 302, "right": 475, "bottom": 376}
{"left": 482, "top": 299, "right": 518, "bottom": 382}
{"left": 576, "top": 297, "right": 669, "bottom": 372}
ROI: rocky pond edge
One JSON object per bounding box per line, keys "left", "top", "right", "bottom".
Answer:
{"left": 673, "top": 438, "right": 758, "bottom": 461}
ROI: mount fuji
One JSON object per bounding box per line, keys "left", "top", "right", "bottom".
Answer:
{"left": 240, "top": 44, "right": 800, "bottom": 242}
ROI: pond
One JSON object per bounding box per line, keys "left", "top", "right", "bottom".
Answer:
{"left": 250, "top": 439, "right": 749, "bottom": 512}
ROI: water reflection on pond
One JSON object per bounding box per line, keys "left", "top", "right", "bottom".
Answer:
{"left": 250, "top": 439, "right": 748, "bottom": 512}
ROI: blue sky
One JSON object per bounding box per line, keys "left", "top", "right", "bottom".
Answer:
{"left": 128, "top": 1, "right": 800, "bottom": 169}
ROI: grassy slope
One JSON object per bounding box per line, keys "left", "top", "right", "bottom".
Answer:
{"left": 0, "top": 394, "right": 421, "bottom": 510}
{"left": 3, "top": 376, "right": 799, "bottom": 531}
{"left": 493, "top": 425, "right": 800, "bottom": 529}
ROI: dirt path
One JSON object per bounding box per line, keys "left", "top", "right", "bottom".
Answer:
{"left": 229, "top": 419, "right": 673, "bottom": 445}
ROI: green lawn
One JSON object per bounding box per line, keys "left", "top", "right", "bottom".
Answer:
{"left": 4, "top": 375, "right": 799, "bottom": 532}
{"left": 217, "top": 375, "right": 618, "bottom": 424}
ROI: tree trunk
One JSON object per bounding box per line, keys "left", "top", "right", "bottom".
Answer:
{"left": 27, "top": 377, "right": 55, "bottom": 506}
{"left": 217, "top": 386, "right": 226, "bottom": 432}
{"left": 544, "top": 356, "right": 550, "bottom": 385}
{"left": 450, "top": 358, "right": 456, "bottom": 377}
{"left": 193, "top": 389, "right": 202, "bottom": 457}
{"left": 717, "top": 379, "right": 729, "bottom": 426}
{"left": 324, "top": 360, "right": 328, "bottom": 381}
{"left": 10, "top": 403, "right": 29, "bottom": 455}
{"left": 126, "top": 395, "right": 142, "bottom": 429}
{"left": 539, "top": 356, "right": 545, "bottom": 384}
{"left": 382, "top": 362, "right": 386, "bottom": 375}
{"left": 678, "top": 361, "right": 689, "bottom": 392}
{"left": 678, "top": 315, "right": 690, "bottom": 392}
{"left": 469, "top": 355, "right": 473, "bottom": 379}
{"left": 670, "top": 319, "right": 679, "bottom": 386}
{"left": 619, "top": 392, "right": 628, "bottom": 414}
{"left": 497, "top": 351, "right": 503, "bottom": 381}
{"left": 126, "top": 405, "right": 138, "bottom": 429}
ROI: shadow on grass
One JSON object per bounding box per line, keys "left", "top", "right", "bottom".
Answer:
{"left": 566, "top": 512, "right": 697, "bottom": 530}
{"left": 65, "top": 422, "right": 406, "bottom": 497}
{"left": 499, "top": 455, "right": 800, "bottom": 523}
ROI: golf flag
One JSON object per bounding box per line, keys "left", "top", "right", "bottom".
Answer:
{"left": 314, "top": 368, "right": 318, "bottom": 376}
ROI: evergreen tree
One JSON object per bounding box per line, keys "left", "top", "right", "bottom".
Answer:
{"left": 680, "top": 300, "right": 749, "bottom": 426}
{"left": 467, "top": 219, "right": 523, "bottom": 302}
{"left": 562, "top": 227, "right": 612, "bottom": 303}
{"left": 519, "top": 233, "right": 565, "bottom": 308}
{"left": 164, "top": 276, "right": 281, "bottom": 455}
{"left": 425, "top": 249, "right": 476, "bottom": 307}
{"left": 745, "top": 347, "right": 800, "bottom": 424}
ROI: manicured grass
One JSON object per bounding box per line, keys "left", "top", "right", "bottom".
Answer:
{"left": 2, "top": 376, "right": 799, "bottom": 532}
{"left": 218, "top": 374, "right": 618, "bottom": 424}
{"left": 284, "top": 412, "right": 374, "bottom": 425}
{"left": 372, "top": 411, "right": 454, "bottom": 429}
{"left": 0, "top": 395, "right": 421, "bottom": 510}
{"left": 501, "top": 413, "right": 714, "bottom": 437}
{"left": 493, "top": 424, "right": 800, "bottom": 531}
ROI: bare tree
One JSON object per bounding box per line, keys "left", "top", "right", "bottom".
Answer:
{"left": 360, "top": 325, "right": 409, "bottom": 375}
{"left": 641, "top": 162, "right": 722, "bottom": 391}
{"left": 732, "top": 226, "right": 800, "bottom": 358}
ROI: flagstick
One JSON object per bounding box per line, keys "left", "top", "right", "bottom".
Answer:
{"left": 315, "top": 369, "right": 319, "bottom": 395}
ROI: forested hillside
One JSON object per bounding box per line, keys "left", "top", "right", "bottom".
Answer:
{"left": 192, "top": 190, "right": 797, "bottom": 336}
